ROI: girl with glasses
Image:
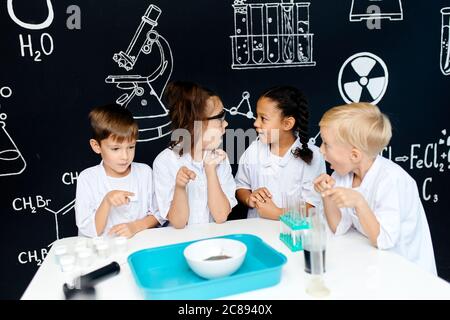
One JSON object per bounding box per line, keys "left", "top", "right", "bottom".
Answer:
{"left": 152, "top": 81, "right": 237, "bottom": 228}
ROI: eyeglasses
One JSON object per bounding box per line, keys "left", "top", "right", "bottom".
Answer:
{"left": 205, "top": 110, "right": 226, "bottom": 122}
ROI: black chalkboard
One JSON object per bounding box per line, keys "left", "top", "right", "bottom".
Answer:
{"left": 1, "top": 0, "right": 449, "bottom": 299}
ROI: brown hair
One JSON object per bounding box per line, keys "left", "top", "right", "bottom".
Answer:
{"left": 163, "top": 81, "right": 217, "bottom": 155}
{"left": 88, "top": 103, "right": 138, "bottom": 144}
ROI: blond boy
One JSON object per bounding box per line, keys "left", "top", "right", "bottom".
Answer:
{"left": 314, "top": 103, "right": 436, "bottom": 275}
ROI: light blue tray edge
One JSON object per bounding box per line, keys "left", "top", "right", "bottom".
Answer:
{"left": 127, "top": 233, "right": 287, "bottom": 299}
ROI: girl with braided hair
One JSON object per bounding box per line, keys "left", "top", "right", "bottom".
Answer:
{"left": 235, "top": 86, "right": 326, "bottom": 219}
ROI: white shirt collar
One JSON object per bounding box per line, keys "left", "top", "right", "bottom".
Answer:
{"left": 178, "top": 150, "right": 205, "bottom": 172}
{"left": 358, "top": 155, "right": 383, "bottom": 190}
{"left": 259, "top": 137, "right": 302, "bottom": 168}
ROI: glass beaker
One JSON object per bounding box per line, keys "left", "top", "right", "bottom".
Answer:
{"left": 302, "top": 217, "right": 326, "bottom": 274}
{"left": 441, "top": 7, "right": 450, "bottom": 75}
{"left": 302, "top": 208, "right": 330, "bottom": 297}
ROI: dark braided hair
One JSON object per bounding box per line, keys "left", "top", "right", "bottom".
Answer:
{"left": 261, "top": 86, "right": 313, "bottom": 164}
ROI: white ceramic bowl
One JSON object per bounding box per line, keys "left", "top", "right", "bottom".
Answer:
{"left": 183, "top": 238, "right": 247, "bottom": 280}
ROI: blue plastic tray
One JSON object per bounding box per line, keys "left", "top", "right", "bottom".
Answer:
{"left": 127, "top": 233, "right": 287, "bottom": 300}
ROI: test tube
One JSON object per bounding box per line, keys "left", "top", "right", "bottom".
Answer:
{"left": 249, "top": 4, "right": 265, "bottom": 64}
{"left": 281, "top": 2, "right": 295, "bottom": 63}
{"left": 233, "top": 3, "right": 250, "bottom": 65}
{"left": 296, "top": 3, "right": 310, "bottom": 33}
{"left": 300, "top": 199, "right": 307, "bottom": 219}
{"left": 266, "top": 3, "right": 280, "bottom": 64}
{"left": 291, "top": 229, "right": 296, "bottom": 246}
{"left": 441, "top": 7, "right": 450, "bottom": 75}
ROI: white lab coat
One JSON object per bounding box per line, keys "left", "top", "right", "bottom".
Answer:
{"left": 152, "top": 148, "right": 238, "bottom": 225}
{"left": 235, "top": 138, "right": 326, "bottom": 218}
{"left": 75, "top": 162, "right": 163, "bottom": 237}
{"left": 333, "top": 155, "right": 437, "bottom": 275}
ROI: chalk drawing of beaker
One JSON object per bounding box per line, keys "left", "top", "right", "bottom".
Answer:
{"left": 266, "top": 3, "right": 280, "bottom": 64}
{"left": 250, "top": 4, "right": 265, "bottom": 64}
{"left": 281, "top": 2, "right": 295, "bottom": 63}
{"left": 233, "top": 4, "right": 250, "bottom": 65}
{"left": 441, "top": 7, "right": 450, "bottom": 76}
{"left": 0, "top": 117, "right": 26, "bottom": 177}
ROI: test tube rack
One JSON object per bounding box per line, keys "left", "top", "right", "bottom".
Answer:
{"left": 279, "top": 211, "right": 310, "bottom": 252}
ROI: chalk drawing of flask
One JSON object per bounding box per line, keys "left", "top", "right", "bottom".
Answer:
{"left": 232, "top": 3, "right": 250, "bottom": 65}
{"left": 0, "top": 118, "right": 26, "bottom": 177}
{"left": 441, "top": 8, "right": 450, "bottom": 75}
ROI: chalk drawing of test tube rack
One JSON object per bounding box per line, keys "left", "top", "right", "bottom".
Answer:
{"left": 231, "top": 0, "right": 316, "bottom": 70}
{"left": 105, "top": 4, "right": 174, "bottom": 142}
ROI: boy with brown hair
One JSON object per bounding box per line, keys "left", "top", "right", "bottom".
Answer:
{"left": 75, "top": 104, "right": 164, "bottom": 238}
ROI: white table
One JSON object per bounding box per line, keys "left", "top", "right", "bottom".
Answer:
{"left": 21, "top": 218, "right": 450, "bottom": 300}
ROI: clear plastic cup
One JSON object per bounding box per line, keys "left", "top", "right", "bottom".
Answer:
{"left": 61, "top": 263, "right": 81, "bottom": 289}
{"left": 54, "top": 245, "right": 68, "bottom": 264}
{"left": 77, "top": 248, "right": 94, "bottom": 268}
{"left": 96, "top": 241, "right": 110, "bottom": 259}
{"left": 92, "top": 236, "right": 105, "bottom": 247}
{"left": 113, "top": 236, "right": 128, "bottom": 255}
{"left": 59, "top": 254, "right": 76, "bottom": 272}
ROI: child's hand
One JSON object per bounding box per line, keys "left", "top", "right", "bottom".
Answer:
{"left": 108, "top": 222, "right": 138, "bottom": 238}
{"left": 255, "top": 197, "right": 280, "bottom": 217}
{"left": 321, "top": 187, "right": 365, "bottom": 209}
{"left": 176, "top": 166, "right": 196, "bottom": 188}
{"left": 246, "top": 187, "right": 272, "bottom": 208}
{"left": 105, "top": 190, "right": 135, "bottom": 207}
{"left": 204, "top": 149, "right": 227, "bottom": 168}
{"left": 314, "top": 174, "right": 336, "bottom": 194}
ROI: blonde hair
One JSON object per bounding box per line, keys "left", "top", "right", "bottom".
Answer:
{"left": 319, "top": 103, "right": 392, "bottom": 157}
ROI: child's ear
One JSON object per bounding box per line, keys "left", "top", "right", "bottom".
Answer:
{"left": 350, "top": 148, "right": 362, "bottom": 163}
{"left": 283, "top": 116, "right": 295, "bottom": 131}
{"left": 89, "top": 139, "right": 102, "bottom": 154}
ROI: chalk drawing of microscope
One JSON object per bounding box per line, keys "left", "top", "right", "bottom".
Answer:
{"left": 105, "top": 4, "right": 174, "bottom": 142}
